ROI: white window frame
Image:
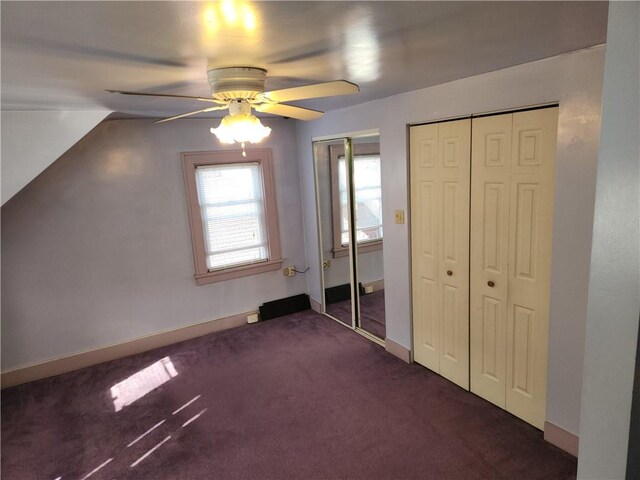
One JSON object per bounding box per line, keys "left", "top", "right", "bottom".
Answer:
{"left": 329, "top": 143, "right": 383, "bottom": 258}
{"left": 182, "top": 148, "right": 282, "bottom": 285}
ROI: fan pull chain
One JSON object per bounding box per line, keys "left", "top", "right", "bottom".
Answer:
{"left": 241, "top": 142, "right": 247, "bottom": 157}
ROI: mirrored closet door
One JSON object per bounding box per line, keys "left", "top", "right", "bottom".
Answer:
{"left": 313, "top": 133, "right": 386, "bottom": 342}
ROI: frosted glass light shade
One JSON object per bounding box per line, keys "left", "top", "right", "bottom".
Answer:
{"left": 210, "top": 114, "right": 271, "bottom": 145}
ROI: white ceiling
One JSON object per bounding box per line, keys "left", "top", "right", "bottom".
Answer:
{"left": 1, "top": 1, "right": 608, "bottom": 119}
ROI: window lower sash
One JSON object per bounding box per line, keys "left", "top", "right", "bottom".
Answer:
{"left": 194, "top": 258, "right": 283, "bottom": 286}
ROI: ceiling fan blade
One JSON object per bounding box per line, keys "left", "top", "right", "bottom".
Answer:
{"left": 106, "top": 90, "right": 223, "bottom": 104}
{"left": 255, "top": 103, "right": 323, "bottom": 121}
{"left": 262, "top": 80, "right": 359, "bottom": 103}
{"left": 266, "top": 45, "right": 336, "bottom": 65}
{"left": 7, "top": 34, "right": 194, "bottom": 68}
{"left": 155, "top": 105, "right": 228, "bottom": 123}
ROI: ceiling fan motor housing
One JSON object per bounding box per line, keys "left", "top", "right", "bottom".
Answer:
{"left": 207, "top": 67, "right": 267, "bottom": 102}
{"left": 228, "top": 100, "right": 252, "bottom": 116}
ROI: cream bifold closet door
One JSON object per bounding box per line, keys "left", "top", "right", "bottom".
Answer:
{"left": 470, "top": 107, "right": 558, "bottom": 429}
{"left": 410, "top": 119, "right": 470, "bottom": 390}
{"left": 410, "top": 107, "right": 558, "bottom": 429}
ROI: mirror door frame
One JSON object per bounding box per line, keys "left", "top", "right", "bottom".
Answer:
{"left": 312, "top": 130, "right": 385, "bottom": 346}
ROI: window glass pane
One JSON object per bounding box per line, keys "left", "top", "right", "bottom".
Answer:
{"left": 195, "top": 163, "right": 269, "bottom": 270}
{"left": 197, "top": 164, "right": 261, "bottom": 204}
{"left": 338, "top": 155, "right": 383, "bottom": 246}
{"left": 208, "top": 247, "right": 267, "bottom": 270}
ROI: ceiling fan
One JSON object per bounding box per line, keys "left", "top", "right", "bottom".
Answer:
{"left": 107, "top": 66, "right": 359, "bottom": 123}
{"left": 107, "top": 67, "right": 359, "bottom": 153}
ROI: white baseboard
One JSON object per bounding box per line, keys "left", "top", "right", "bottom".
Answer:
{"left": 544, "top": 421, "right": 579, "bottom": 457}
{"left": 1, "top": 311, "right": 255, "bottom": 389}
{"left": 309, "top": 297, "right": 323, "bottom": 313}
{"left": 385, "top": 337, "right": 411, "bottom": 363}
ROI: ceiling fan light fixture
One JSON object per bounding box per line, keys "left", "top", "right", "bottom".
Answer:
{"left": 210, "top": 113, "right": 271, "bottom": 145}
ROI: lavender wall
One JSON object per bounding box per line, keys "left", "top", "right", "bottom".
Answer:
{"left": 297, "top": 47, "right": 605, "bottom": 437}
{"left": 578, "top": 2, "right": 640, "bottom": 477}
{"left": 1, "top": 118, "right": 307, "bottom": 371}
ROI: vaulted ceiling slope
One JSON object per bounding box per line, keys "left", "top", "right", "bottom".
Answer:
{"left": 1, "top": 1, "right": 608, "bottom": 118}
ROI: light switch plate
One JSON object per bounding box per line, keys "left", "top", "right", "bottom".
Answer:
{"left": 395, "top": 209, "right": 405, "bottom": 224}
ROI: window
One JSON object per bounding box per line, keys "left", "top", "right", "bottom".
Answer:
{"left": 330, "top": 143, "right": 383, "bottom": 258}
{"left": 182, "top": 149, "right": 282, "bottom": 285}
{"left": 337, "top": 154, "right": 384, "bottom": 245}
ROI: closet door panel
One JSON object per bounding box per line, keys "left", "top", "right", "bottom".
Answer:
{"left": 470, "top": 114, "right": 512, "bottom": 407}
{"left": 410, "top": 124, "right": 441, "bottom": 371}
{"left": 437, "top": 119, "right": 470, "bottom": 389}
{"left": 505, "top": 108, "right": 557, "bottom": 429}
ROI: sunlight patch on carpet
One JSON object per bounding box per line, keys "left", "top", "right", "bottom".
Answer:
{"left": 182, "top": 408, "right": 207, "bottom": 428}
{"left": 130, "top": 435, "right": 172, "bottom": 468}
{"left": 126, "top": 419, "right": 167, "bottom": 448}
{"left": 111, "top": 357, "right": 178, "bottom": 412}
{"left": 172, "top": 394, "right": 201, "bottom": 415}
{"left": 79, "top": 457, "right": 113, "bottom": 480}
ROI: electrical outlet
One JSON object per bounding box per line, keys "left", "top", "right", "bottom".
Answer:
{"left": 395, "top": 209, "right": 405, "bottom": 224}
{"left": 283, "top": 266, "right": 295, "bottom": 277}
{"left": 247, "top": 313, "right": 259, "bottom": 324}
{"left": 322, "top": 260, "right": 331, "bottom": 270}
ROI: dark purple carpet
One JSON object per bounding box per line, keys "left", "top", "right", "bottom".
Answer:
{"left": 1, "top": 310, "right": 576, "bottom": 479}
{"left": 359, "top": 290, "right": 386, "bottom": 339}
{"left": 326, "top": 289, "right": 386, "bottom": 339}
{"left": 325, "top": 299, "right": 352, "bottom": 328}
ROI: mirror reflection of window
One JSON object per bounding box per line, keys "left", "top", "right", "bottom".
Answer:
{"left": 329, "top": 143, "right": 383, "bottom": 258}
{"left": 337, "top": 155, "right": 384, "bottom": 246}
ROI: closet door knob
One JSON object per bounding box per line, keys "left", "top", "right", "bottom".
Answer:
{"left": 446, "top": 270, "right": 453, "bottom": 276}
{"left": 487, "top": 281, "right": 495, "bottom": 288}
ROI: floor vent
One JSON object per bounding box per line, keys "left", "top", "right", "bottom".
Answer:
{"left": 259, "top": 294, "right": 311, "bottom": 321}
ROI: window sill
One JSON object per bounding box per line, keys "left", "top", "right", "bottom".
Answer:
{"left": 194, "top": 258, "right": 283, "bottom": 286}
{"left": 332, "top": 240, "right": 383, "bottom": 258}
